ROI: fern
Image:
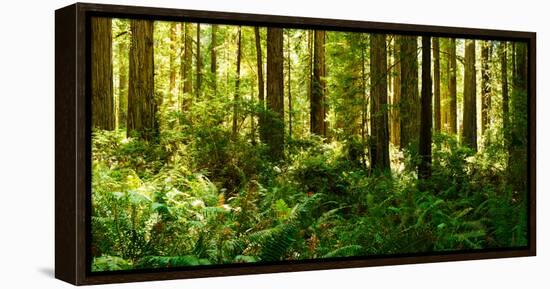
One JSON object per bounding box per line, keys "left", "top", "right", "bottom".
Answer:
{"left": 136, "top": 255, "right": 211, "bottom": 269}
{"left": 248, "top": 194, "right": 323, "bottom": 262}
{"left": 323, "top": 245, "right": 364, "bottom": 258}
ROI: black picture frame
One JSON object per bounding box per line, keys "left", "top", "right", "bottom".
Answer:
{"left": 55, "top": 2, "right": 536, "bottom": 285}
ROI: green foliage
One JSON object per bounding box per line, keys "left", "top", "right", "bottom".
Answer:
{"left": 92, "top": 256, "right": 133, "bottom": 272}
{"left": 91, "top": 22, "right": 529, "bottom": 272}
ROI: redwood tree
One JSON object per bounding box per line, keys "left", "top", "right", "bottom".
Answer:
{"left": 399, "top": 36, "right": 419, "bottom": 148}
{"left": 462, "top": 39, "right": 477, "bottom": 151}
{"left": 369, "top": 34, "right": 390, "bottom": 172}
{"left": 448, "top": 38, "right": 457, "bottom": 134}
{"left": 418, "top": 36, "right": 433, "bottom": 179}
{"left": 310, "top": 30, "right": 327, "bottom": 137}
{"left": 266, "top": 28, "right": 285, "bottom": 159}
{"left": 255, "top": 27, "right": 266, "bottom": 143}
{"left": 181, "top": 23, "right": 193, "bottom": 111}
{"left": 127, "top": 19, "right": 156, "bottom": 141}
{"left": 481, "top": 41, "right": 492, "bottom": 136}
{"left": 433, "top": 37, "right": 441, "bottom": 133}
{"left": 232, "top": 27, "right": 242, "bottom": 138}
{"left": 91, "top": 17, "right": 114, "bottom": 130}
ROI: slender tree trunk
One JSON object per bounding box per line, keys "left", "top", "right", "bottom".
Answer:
{"left": 391, "top": 36, "right": 401, "bottom": 145}
{"left": 448, "top": 38, "right": 457, "bottom": 134}
{"left": 181, "top": 23, "right": 193, "bottom": 111}
{"left": 266, "top": 27, "right": 285, "bottom": 159}
{"left": 370, "top": 34, "right": 391, "bottom": 172}
{"left": 500, "top": 42, "right": 510, "bottom": 157}
{"left": 310, "top": 30, "right": 327, "bottom": 137}
{"left": 307, "top": 30, "right": 313, "bottom": 105}
{"left": 509, "top": 42, "right": 528, "bottom": 194}
{"left": 287, "top": 30, "right": 293, "bottom": 139}
{"left": 481, "top": 41, "right": 492, "bottom": 137}
{"left": 210, "top": 25, "right": 218, "bottom": 95}
{"left": 127, "top": 19, "right": 156, "bottom": 141}
{"left": 433, "top": 37, "right": 441, "bottom": 133}
{"left": 399, "top": 36, "right": 419, "bottom": 149}
{"left": 442, "top": 38, "right": 449, "bottom": 132}
{"left": 462, "top": 39, "right": 477, "bottom": 151}
{"left": 91, "top": 17, "right": 114, "bottom": 130}
{"left": 255, "top": 27, "right": 266, "bottom": 143}
{"left": 169, "top": 22, "right": 177, "bottom": 95}
{"left": 117, "top": 30, "right": 128, "bottom": 129}
{"left": 232, "top": 26, "right": 242, "bottom": 139}
{"left": 361, "top": 35, "right": 368, "bottom": 154}
{"left": 419, "top": 36, "right": 433, "bottom": 179}
{"left": 196, "top": 23, "right": 202, "bottom": 99}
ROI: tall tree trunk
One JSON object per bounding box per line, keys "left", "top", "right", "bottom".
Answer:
{"left": 181, "top": 23, "right": 193, "bottom": 111}
{"left": 196, "top": 23, "right": 202, "bottom": 99}
{"left": 232, "top": 26, "right": 242, "bottom": 139}
{"left": 127, "top": 19, "right": 156, "bottom": 141}
{"left": 481, "top": 40, "right": 492, "bottom": 137}
{"left": 255, "top": 27, "right": 266, "bottom": 143}
{"left": 266, "top": 27, "right": 285, "bottom": 159}
{"left": 117, "top": 30, "right": 128, "bottom": 129}
{"left": 370, "top": 34, "right": 391, "bottom": 172}
{"left": 210, "top": 25, "right": 217, "bottom": 95}
{"left": 462, "top": 39, "right": 477, "bottom": 151}
{"left": 361, "top": 35, "right": 368, "bottom": 154}
{"left": 419, "top": 36, "right": 433, "bottom": 179}
{"left": 91, "top": 17, "right": 114, "bottom": 130}
{"left": 391, "top": 36, "right": 401, "bottom": 145}
{"left": 310, "top": 30, "right": 327, "bottom": 137}
{"left": 399, "top": 36, "right": 419, "bottom": 148}
{"left": 287, "top": 30, "right": 293, "bottom": 139}
{"left": 307, "top": 30, "right": 313, "bottom": 105}
{"left": 448, "top": 38, "right": 457, "bottom": 134}
{"left": 433, "top": 37, "right": 441, "bottom": 133}
{"left": 500, "top": 42, "right": 510, "bottom": 158}
{"left": 169, "top": 22, "right": 177, "bottom": 95}
{"left": 509, "top": 42, "right": 528, "bottom": 195}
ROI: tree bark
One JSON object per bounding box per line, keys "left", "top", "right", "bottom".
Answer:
{"left": 196, "top": 23, "right": 202, "bottom": 98}
{"left": 500, "top": 42, "right": 510, "bottom": 156}
{"left": 418, "top": 36, "right": 433, "bottom": 179}
{"left": 509, "top": 42, "right": 528, "bottom": 193}
{"left": 181, "top": 23, "right": 193, "bottom": 111}
{"left": 390, "top": 36, "right": 401, "bottom": 145}
{"left": 481, "top": 40, "right": 492, "bottom": 136}
{"left": 266, "top": 27, "right": 285, "bottom": 159}
{"left": 210, "top": 25, "right": 217, "bottom": 95}
{"left": 91, "top": 17, "right": 115, "bottom": 130}
{"left": 369, "top": 34, "right": 391, "bottom": 172}
{"left": 399, "top": 36, "right": 419, "bottom": 149}
{"left": 127, "top": 19, "right": 156, "bottom": 141}
{"left": 448, "top": 38, "right": 457, "bottom": 134}
{"left": 462, "top": 39, "right": 477, "bottom": 151}
{"left": 117, "top": 26, "right": 128, "bottom": 129}
{"left": 310, "top": 30, "right": 327, "bottom": 137}
{"left": 255, "top": 27, "right": 266, "bottom": 143}
{"left": 232, "top": 26, "right": 242, "bottom": 139}
{"left": 361, "top": 35, "right": 368, "bottom": 151}
{"left": 287, "top": 30, "right": 293, "bottom": 139}
{"left": 169, "top": 22, "right": 177, "bottom": 95}
{"left": 433, "top": 37, "right": 441, "bottom": 133}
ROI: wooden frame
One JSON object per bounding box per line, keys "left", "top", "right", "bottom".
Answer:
{"left": 55, "top": 2, "right": 536, "bottom": 285}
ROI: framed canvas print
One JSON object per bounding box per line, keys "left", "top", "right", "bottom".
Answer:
{"left": 55, "top": 2, "right": 536, "bottom": 285}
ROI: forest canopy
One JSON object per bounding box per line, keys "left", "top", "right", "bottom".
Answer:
{"left": 90, "top": 17, "right": 529, "bottom": 272}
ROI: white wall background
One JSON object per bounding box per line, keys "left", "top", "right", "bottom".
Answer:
{"left": 0, "top": 0, "right": 546, "bottom": 288}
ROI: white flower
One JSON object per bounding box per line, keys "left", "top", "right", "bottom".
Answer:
{"left": 273, "top": 166, "right": 281, "bottom": 173}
